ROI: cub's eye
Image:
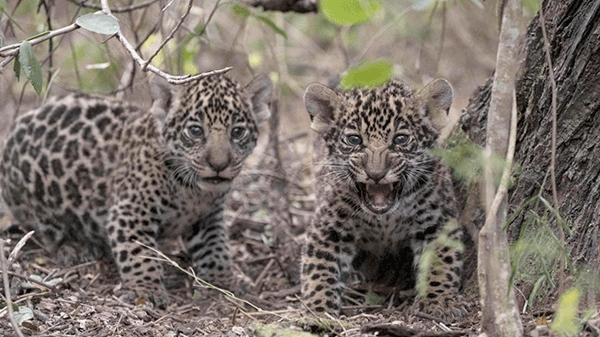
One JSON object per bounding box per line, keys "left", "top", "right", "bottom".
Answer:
{"left": 393, "top": 134, "right": 411, "bottom": 146}
{"left": 187, "top": 125, "right": 204, "bottom": 138}
{"left": 231, "top": 126, "right": 246, "bottom": 140}
{"left": 345, "top": 134, "right": 363, "bottom": 146}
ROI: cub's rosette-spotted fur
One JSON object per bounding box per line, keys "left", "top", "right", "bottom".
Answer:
{"left": 0, "top": 74, "right": 272, "bottom": 307}
{"left": 301, "top": 78, "right": 467, "bottom": 321}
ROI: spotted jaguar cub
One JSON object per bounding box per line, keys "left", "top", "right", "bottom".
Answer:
{"left": 1, "top": 74, "right": 272, "bottom": 306}
{"left": 301, "top": 78, "right": 465, "bottom": 319}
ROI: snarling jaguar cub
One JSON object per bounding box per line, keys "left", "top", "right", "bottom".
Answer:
{"left": 301, "top": 78, "right": 465, "bottom": 320}
{"left": 0, "top": 74, "right": 272, "bottom": 306}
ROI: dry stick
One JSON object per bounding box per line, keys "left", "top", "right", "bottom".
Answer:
{"left": 0, "top": 23, "right": 80, "bottom": 59}
{"left": 538, "top": 3, "right": 565, "bottom": 296}
{"left": 142, "top": 0, "right": 193, "bottom": 71}
{"left": 7, "top": 231, "right": 35, "bottom": 266}
{"left": 98, "top": 0, "right": 232, "bottom": 84}
{"left": 197, "top": 0, "right": 222, "bottom": 37}
{"left": 67, "top": 0, "right": 160, "bottom": 13}
{"left": 0, "top": 239, "right": 25, "bottom": 337}
{"left": 7, "top": 271, "right": 57, "bottom": 292}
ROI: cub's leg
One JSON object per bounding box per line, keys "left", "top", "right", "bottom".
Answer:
{"left": 106, "top": 201, "right": 169, "bottom": 307}
{"left": 412, "top": 219, "right": 467, "bottom": 320}
{"left": 301, "top": 213, "right": 355, "bottom": 316}
{"left": 185, "top": 204, "right": 234, "bottom": 289}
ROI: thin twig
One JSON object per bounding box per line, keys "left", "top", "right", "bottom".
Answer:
{"left": 0, "top": 55, "right": 16, "bottom": 71}
{"left": 197, "top": 0, "right": 223, "bottom": 37}
{"left": 7, "top": 271, "right": 58, "bottom": 291}
{"left": 538, "top": 2, "right": 565, "bottom": 296}
{"left": 0, "top": 239, "right": 25, "bottom": 337}
{"left": 351, "top": 5, "right": 413, "bottom": 66}
{"left": 142, "top": 0, "right": 194, "bottom": 71}
{"left": 133, "top": 240, "right": 266, "bottom": 313}
{"left": 416, "top": 1, "right": 439, "bottom": 76}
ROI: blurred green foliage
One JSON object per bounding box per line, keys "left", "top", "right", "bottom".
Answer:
{"left": 319, "top": 0, "right": 382, "bottom": 26}
{"left": 232, "top": 4, "right": 287, "bottom": 38}
{"left": 340, "top": 60, "right": 392, "bottom": 89}
{"left": 551, "top": 288, "right": 582, "bottom": 336}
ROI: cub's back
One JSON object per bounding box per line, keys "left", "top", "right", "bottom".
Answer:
{"left": 0, "top": 94, "right": 140, "bottom": 234}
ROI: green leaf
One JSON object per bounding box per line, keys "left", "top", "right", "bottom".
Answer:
{"left": 13, "top": 54, "right": 20, "bottom": 80}
{"left": 340, "top": 60, "right": 392, "bottom": 89}
{"left": 231, "top": 4, "right": 250, "bottom": 18}
{"left": 76, "top": 13, "right": 120, "bottom": 35}
{"left": 14, "top": 306, "right": 34, "bottom": 325}
{"left": 319, "top": 0, "right": 381, "bottom": 26}
{"left": 431, "top": 132, "right": 484, "bottom": 183}
{"left": 522, "top": 0, "right": 539, "bottom": 14}
{"left": 0, "top": 0, "right": 6, "bottom": 12}
{"left": 365, "top": 292, "right": 385, "bottom": 305}
{"left": 551, "top": 288, "right": 582, "bottom": 336}
{"left": 19, "top": 41, "right": 43, "bottom": 95}
{"left": 256, "top": 15, "right": 287, "bottom": 39}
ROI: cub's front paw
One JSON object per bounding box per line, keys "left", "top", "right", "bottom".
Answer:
{"left": 412, "top": 294, "right": 471, "bottom": 322}
{"left": 116, "top": 282, "right": 170, "bottom": 309}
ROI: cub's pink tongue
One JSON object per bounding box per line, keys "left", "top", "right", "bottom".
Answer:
{"left": 366, "top": 184, "right": 393, "bottom": 208}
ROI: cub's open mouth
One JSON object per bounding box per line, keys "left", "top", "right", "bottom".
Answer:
{"left": 356, "top": 182, "right": 397, "bottom": 215}
{"left": 202, "top": 177, "right": 232, "bottom": 185}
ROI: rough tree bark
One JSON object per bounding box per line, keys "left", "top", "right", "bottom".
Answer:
{"left": 460, "top": 0, "right": 600, "bottom": 278}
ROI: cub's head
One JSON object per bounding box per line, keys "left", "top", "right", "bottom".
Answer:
{"left": 152, "top": 74, "right": 272, "bottom": 192}
{"left": 304, "top": 79, "right": 452, "bottom": 215}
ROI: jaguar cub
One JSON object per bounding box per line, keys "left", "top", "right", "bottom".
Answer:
{"left": 302, "top": 78, "right": 464, "bottom": 319}
{"left": 1, "top": 74, "right": 272, "bottom": 306}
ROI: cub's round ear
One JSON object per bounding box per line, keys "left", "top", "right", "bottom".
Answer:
{"left": 419, "top": 78, "right": 453, "bottom": 131}
{"left": 245, "top": 75, "right": 273, "bottom": 124}
{"left": 150, "top": 76, "right": 175, "bottom": 123}
{"left": 304, "top": 83, "right": 339, "bottom": 134}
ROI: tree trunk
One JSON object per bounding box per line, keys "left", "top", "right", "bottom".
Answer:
{"left": 476, "top": 0, "right": 524, "bottom": 334}
{"left": 460, "top": 0, "right": 600, "bottom": 273}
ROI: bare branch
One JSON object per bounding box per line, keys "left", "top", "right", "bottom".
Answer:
{"left": 66, "top": 0, "right": 160, "bottom": 13}
{"left": 99, "top": 0, "right": 232, "bottom": 84}
{"left": 0, "top": 24, "right": 80, "bottom": 57}
{"left": 538, "top": 2, "right": 565, "bottom": 295}
{"left": 0, "top": 0, "right": 232, "bottom": 83}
